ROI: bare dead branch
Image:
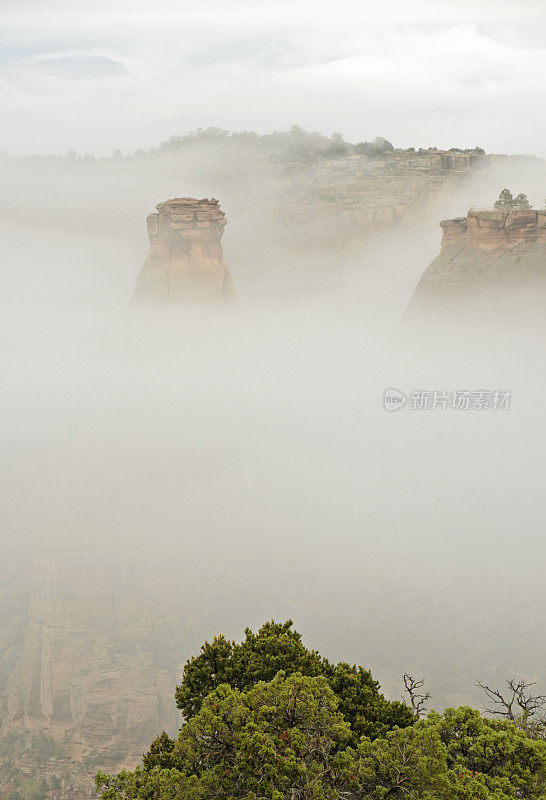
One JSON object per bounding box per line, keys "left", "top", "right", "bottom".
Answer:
{"left": 477, "top": 678, "right": 546, "bottom": 730}
{"left": 403, "top": 673, "right": 431, "bottom": 717}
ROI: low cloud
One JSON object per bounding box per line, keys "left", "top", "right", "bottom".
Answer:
{"left": 0, "top": 2, "right": 544, "bottom": 156}
{"left": 23, "top": 54, "right": 129, "bottom": 81}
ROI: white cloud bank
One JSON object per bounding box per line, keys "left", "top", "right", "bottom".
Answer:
{"left": 0, "top": 0, "right": 545, "bottom": 155}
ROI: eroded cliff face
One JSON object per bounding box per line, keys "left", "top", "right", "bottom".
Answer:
{"left": 268, "top": 150, "right": 491, "bottom": 261}
{"left": 0, "top": 549, "right": 180, "bottom": 799}
{"left": 132, "top": 198, "right": 236, "bottom": 305}
{"left": 404, "top": 208, "right": 546, "bottom": 323}
{"left": 440, "top": 209, "right": 546, "bottom": 250}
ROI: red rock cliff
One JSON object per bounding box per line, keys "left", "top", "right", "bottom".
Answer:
{"left": 404, "top": 207, "right": 546, "bottom": 323}
{"left": 132, "top": 198, "right": 236, "bottom": 305}
{"left": 440, "top": 209, "right": 546, "bottom": 251}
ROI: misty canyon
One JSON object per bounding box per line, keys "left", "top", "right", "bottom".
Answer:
{"left": 2, "top": 2, "right": 546, "bottom": 798}
{"left": 1, "top": 133, "right": 545, "bottom": 800}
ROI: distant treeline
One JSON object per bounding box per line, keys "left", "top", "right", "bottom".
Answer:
{"left": 2, "top": 126, "right": 486, "bottom": 163}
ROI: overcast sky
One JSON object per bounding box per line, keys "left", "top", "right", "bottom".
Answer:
{"left": 1, "top": 0, "right": 545, "bottom": 156}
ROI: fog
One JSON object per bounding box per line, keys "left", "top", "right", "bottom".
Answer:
{"left": 2, "top": 0, "right": 546, "bottom": 156}
{"left": 0, "top": 136, "right": 544, "bottom": 719}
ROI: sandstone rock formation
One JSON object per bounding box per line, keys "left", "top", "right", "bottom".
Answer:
{"left": 404, "top": 208, "right": 546, "bottom": 323}
{"left": 441, "top": 208, "right": 546, "bottom": 250}
{"left": 274, "top": 150, "right": 486, "bottom": 249}
{"left": 132, "top": 198, "right": 236, "bottom": 305}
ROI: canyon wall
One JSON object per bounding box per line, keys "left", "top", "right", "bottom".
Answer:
{"left": 132, "top": 198, "right": 236, "bottom": 305}
{"left": 405, "top": 208, "right": 546, "bottom": 323}
{"left": 0, "top": 549, "right": 181, "bottom": 799}
{"left": 273, "top": 150, "right": 490, "bottom": 250}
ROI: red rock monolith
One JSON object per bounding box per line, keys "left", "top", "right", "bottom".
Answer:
{"left": 132, "top": 197, "right": 236, "bottom": 305}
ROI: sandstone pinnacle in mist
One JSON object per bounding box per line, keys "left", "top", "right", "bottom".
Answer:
{"left": 132, "top": 197, "right": 236, "bottom": 306}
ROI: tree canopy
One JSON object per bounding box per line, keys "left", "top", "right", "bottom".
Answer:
{"left": 174, "top": 620, "right": 414, "bottom": 745}
{"left": 96, "top": 621, "right": 546, "bottom": 800}
{"left": 97, "top": 692, "right": 546, "bottom": 800}
{"left": 494, "top": 189, "right": 531, "bottom": 211}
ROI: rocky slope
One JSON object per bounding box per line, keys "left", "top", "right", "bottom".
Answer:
{"left": 132, "top": 197, "right": 236, "bottom": 305}
{"left": 404, "top": 208, "right": 546, "bottom": 323}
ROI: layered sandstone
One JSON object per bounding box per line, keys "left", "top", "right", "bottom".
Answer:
{"left": 404, "top": 208, "right": 546, "bottom": 323}
{"left": 132, "top": 198, "right": 236, "bottom": 305}
{"left": 440, "top": 208, "right": 546, "bottom": 250}
{"left": 274, "top": 151, "right": 486, "bottom": 249}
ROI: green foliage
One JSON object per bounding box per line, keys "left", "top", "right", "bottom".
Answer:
{"left": 494, "top": 189, "right": 531, "bottom": 211}
{"left": 357, "top": 709, "right": 546, "bottom": 799}
{"left": 143, "top": 731, "right": 176, "bottom": 771}
{"left": 179, "top": 673, "right": 354, "bottom": 798}
{"left": 495, "top": 188, "right": 514, "bottom": 209}
{"left": 448, "top": 146, "right": 485, "bottom": 155}
{"left": 513, "top": 193, "right": 531, "bottom": 210}
{"left": 326, "top": 661, "right": 414, "bottom": 745}
{"left": 358, "top": 723, "right": 452, "bottom": 799}
{"left": 174, "top": 619, "right": 413, "bottom": 744}
{"left": 96, "top": 768, "right": 203, "bottom": 800}
{"left": 98, "top": 672, "right": 356, "bottom": 800}
{"left": 432, "top": 706, "right": 546, "bottom": 797}
{"left": 175, "top": 620, "right": 326, "bottom": 717}
{"left": 96, "top": 622, "right": 546, "bottom": 800}
{"left": 355, "top": 137, "right": 395, "bottom": 158}
{"left": 323, "top": 134, "right": 349, "bottom": 159}
{"left": 97, "top": 692, "right": 546, "bottom": 799}
{"left": 323, "top": 142, "right": 349, "bottom": 159}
